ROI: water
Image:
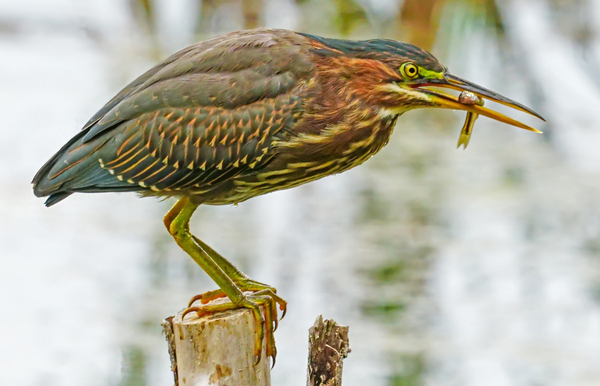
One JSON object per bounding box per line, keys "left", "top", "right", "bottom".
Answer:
{"left": 1, "top": 1, "right": 600, "bottom": 385}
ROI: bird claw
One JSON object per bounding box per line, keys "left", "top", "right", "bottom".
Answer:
{"left": 188, "top": 285, "right": 287, "bottom": 321}
{"left": 182, "top": 290, "right": 282, "bottom": 365}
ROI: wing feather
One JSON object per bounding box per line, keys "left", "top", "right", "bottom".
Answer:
{"left": 100, "top": 93, "right": 302, "bottom": 193}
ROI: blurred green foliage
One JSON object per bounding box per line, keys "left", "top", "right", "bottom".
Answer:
{"left": 120, "top": 346, "right": 147, "bottom": 386}
{"left": 389, "top": 355, "right": 426, "bottom": 386}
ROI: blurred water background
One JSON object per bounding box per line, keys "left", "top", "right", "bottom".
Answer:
{"left": 1, "top": 0, "right": 600, "bottom": 385}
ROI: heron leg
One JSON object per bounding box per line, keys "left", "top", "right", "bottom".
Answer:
{"left": 165, "top": 199, "right": 286, "bottom": 318}
{"left": 164, "top": 197, "right": 277, "bottom": 363}
{"left": 186, "top": 235, "right": 287, "bottom": 319}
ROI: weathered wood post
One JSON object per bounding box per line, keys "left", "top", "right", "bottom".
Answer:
{"left": 306, "top": 316, "right": 350, "bottom": 386}
{"left": 163, "top": 299, "right": 271, "bottom": 386}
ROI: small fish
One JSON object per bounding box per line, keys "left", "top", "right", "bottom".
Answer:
{"left": 457, "top": 91, "right": 483, "bottom": 149}
{"left": 457, "top": 111, "right": 479, "bottom": 149}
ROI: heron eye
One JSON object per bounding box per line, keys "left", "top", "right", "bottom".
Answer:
{"left": 401, "top": 63, "right": 419, "bottom": 79}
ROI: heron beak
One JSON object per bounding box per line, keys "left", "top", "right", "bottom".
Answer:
{"left": 413, "top": 73, "right": 545, "bottom": 133}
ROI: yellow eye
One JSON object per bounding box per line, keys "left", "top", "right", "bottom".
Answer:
{"left": 401, "top": 63, "right": 419, "bottom": 79}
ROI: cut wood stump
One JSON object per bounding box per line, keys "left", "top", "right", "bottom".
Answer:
{"left": 162, "top": 298, "right": 271, "bottom": 386}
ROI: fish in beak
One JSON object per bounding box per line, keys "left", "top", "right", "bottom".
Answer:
{"left": 412, "top": 73, "right": 545, "bottom": 148}
{"left": 456, "top": 93, "right": 481, "bottom": 149}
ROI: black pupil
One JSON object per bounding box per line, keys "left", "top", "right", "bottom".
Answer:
{"left": 408, "top": 66, "right": 416, "bottom": 75}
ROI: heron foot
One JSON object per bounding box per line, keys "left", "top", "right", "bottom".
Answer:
{"left": 188, "top": 280, "right": 287, "bottom": 320}
{"left": 182, "top": 290, "right": 280, "bottom": 364}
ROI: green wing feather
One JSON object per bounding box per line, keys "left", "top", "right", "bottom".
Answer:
{"left": 99, "top": 94, "right": 302, "bottom": 193}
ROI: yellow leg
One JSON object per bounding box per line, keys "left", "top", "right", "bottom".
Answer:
{"left": 187, "top": 235, "right": 287, "bottom": 319}
{"left": 164, "top": 198, "right": 279, "bottom": 363}
{"left": 165, "top": 199, "right": 286, "bottom": 320}
{"left": 163, "top": 197, "right": 189, "bottom": 229}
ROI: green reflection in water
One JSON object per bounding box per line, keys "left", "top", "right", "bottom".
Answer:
{"left": 389, "top": 354, "right": 426, "bottom": 386}
{"left": 120, "top": 346, "right": 147, "bottom": 386}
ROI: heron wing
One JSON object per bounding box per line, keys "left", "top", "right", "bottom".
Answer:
{"left": 33, "top": 30, "right": 313, "bottom": 202}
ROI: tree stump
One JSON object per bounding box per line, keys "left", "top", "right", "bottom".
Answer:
{"left": 163, "top": 299, "right": 271, "bottom": 386}
{"left": 307, "top": 316, "right": 350, "bottom": 386}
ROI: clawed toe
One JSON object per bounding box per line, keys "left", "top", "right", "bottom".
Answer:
{"left": 187, "top": 289, "right": 228, "bottom": 307}
{"left": 187, "top": 287, "right": 287, "bottom": 321}
{"left": 181, "top": 291, "right": 282, "bottom": 365}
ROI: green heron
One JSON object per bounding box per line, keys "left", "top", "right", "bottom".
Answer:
{"left": 32, "top": 28, "right": 543, "bottom": 363}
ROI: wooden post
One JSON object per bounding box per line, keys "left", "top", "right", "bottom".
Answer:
{"left": 162, "top": 299, "right": 271, "bottom": 386}
{"left": 307, "top": 316, "right": 350, "bottom": 386}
